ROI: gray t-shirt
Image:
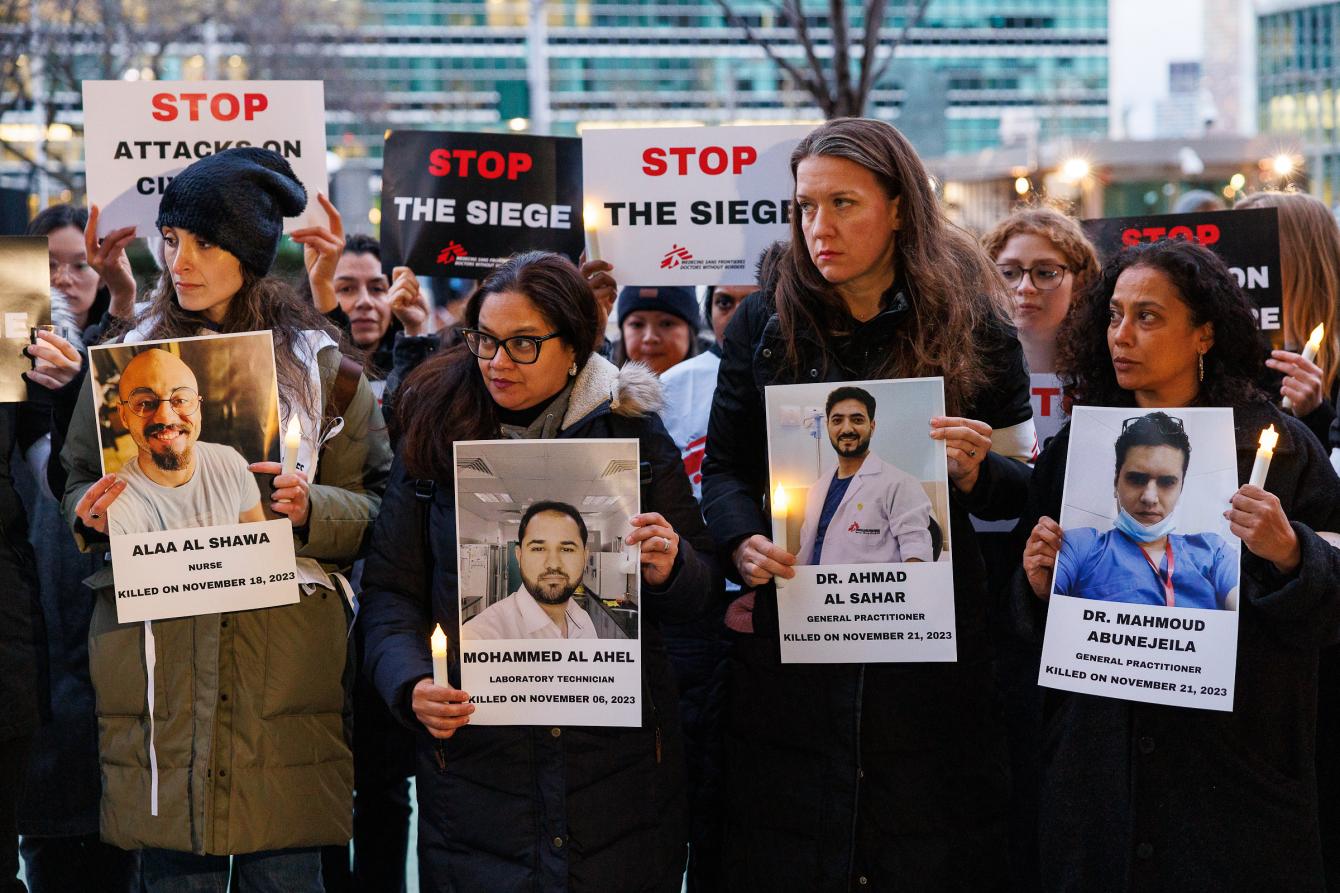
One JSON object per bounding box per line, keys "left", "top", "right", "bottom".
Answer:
{"left": 109, "top": 440, "right": 263, "bottom": 535}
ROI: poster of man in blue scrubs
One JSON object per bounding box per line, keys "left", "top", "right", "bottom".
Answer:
{"left": 1053, "top": 410, "right": 1240, "bottom": 610}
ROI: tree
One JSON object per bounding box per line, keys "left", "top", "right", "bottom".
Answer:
{"left": 711, "top": 0, "right": 934, "bottom": 119}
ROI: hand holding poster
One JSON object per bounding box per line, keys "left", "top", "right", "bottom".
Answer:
{"left": 380, "top": 131, "right": 584, "bottom": 278}
{"left": 455, "top": 439, "right": 641, "bottom": 726}
{"left": 82, "top": 80, "right": 327, "bottom": 237}
{"left": 88, "top": 332, "right": 299, "bottom": 623}
{"left": 0, "top": 237, "right": 51, "bottom": 402}
{"left": 1082, "top": 208, "right": 1282, "bottom": 347}
{"left": 765, "top": 378, "right": 957, "bottom": 663}
{"left": 1038, "top": 407, "right": 1240, "bottom": 711}
{"left": 581, "top": 124, "right": 812, "bottom": 285}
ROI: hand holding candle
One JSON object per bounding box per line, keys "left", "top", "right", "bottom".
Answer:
{"left": 1281, "top": 323, "right": 1325, "bottom": 411}
{"left": 1249, "top": 424, "right": 1278, "bottom": 489}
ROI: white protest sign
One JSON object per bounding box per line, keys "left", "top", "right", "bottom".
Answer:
{"left": 765, "top": 377, "right": 957, "bottom": 663}
{"left": 1038, "top": 406, "right": 1240, "bottom": 711}
{"left": 581, "top": 124, "right": 812, "bottom": 285}
{"left": 455, "top": 439, "right": 642, "bottom": 726}
{"left": 88, "top": 331, "right": 299, "bottom": 623}
{"left": 82, "top": 80, "right": 327, "bottom": 237}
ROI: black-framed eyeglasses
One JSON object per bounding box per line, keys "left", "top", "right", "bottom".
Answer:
{"left": 121, "top": 387, "right": 202, "bottom": 418}
{"left": 461, "top": 329, "right": 563, "bottom": 365}
{"left": 997, "top": 263, "right": 1069, "bottom": 291}
{"left": 1122, "top": 413, "right": 1185, "bottom": 434}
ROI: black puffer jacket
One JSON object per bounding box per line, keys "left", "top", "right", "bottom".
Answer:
{"left": 0, "top": 403, "right": 43, "bottom": 744}
{"left": 359, "top": 356, "right": 714, "bottom": 893}
{"left": 1014, "top": 401, "right": 1340, "bottom": 892}
{"left": 700, "top": 288, "right": 1035, "bottom": 891}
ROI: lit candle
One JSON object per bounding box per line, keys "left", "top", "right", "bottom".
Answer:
{"left": 430, "top": 623, "right": 449, "bottom": 686}
{"left": 1283, "top": 323, "right": 1325, "bottom": 410}
{"left": 1249, "top": 424, "right": 1278, "bottom": 489}
{"left": 772, "top": 484, "right": 789, "bottom": 552}
{"left": 280, "top": 416, "right": 302, "bottom": 477}
{"left": 583, "top": 202, "right": 602, "bottom": 262}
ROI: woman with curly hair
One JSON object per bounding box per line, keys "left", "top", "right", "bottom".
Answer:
{"left": 1017, "top": 238, "right": 1340, "bottom": 891}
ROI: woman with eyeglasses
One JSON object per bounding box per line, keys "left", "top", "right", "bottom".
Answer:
{"left": 358, "top": 250, "right": 714, "bottom": 892}
{"left": 1018, "top": 238, "right": 1340, "bottom": 891}
{"left": 57, "top": 148, "right": 391, "bottom": 891}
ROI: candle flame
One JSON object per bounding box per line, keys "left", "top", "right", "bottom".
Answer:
{"left": 583, "top": 203, "right": 600, "bottom": 232}
{"left": 1307, "top": 323, "right": 1326, "bottom": 351}
{"left": 284, "top": 415, "right": 302, "bottom": 445}
{"left": 1258, "top": 424, "right": 1279, "bottom": 452}
{"left": 431, "top": 623, "right": 448, "bottom": 657}
{"left": 772, "top": 484, "right": 789, "bottom": 514}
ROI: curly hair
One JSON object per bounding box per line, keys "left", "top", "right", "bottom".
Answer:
{"left": 1056, "top": 239, "right": 1267, "bottom": 410}
{"left": 981, "top": 205, "right": 1101, "bottom": 294}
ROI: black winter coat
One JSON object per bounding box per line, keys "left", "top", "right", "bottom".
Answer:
{"left": 359, "top": 357, "right": 715, "bottom": 893}
{"left": 700, "top": 289, "right": 1035, "bottom": 892}
{"left": 0, "top": 403, "right": 44, "bottom": 743}
{"left": 1014, "top": 400, "right": 1340, "bottom": 892}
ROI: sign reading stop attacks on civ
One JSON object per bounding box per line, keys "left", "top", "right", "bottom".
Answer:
{"left": 1082, "top": 208, "right": 1284, "bottom": 348}
{"left": 581, "top": 124, "right": 813, "bottom": 286}
{"left": 82, "top": 81, "right": 328, "bottom": 238}
{"left": 379, "top": 130, "right": 584, "bottom": 278}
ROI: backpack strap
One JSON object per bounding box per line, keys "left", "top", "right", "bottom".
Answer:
{"left": 324, "top": 354, "right": 364, "bottom": 426}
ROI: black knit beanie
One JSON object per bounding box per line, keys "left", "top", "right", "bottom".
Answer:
{"left": 156, "top": 147, "right": 308, "bottom": 277}
{"left": 616, "top": 285, "right": 701, "bottom": 331}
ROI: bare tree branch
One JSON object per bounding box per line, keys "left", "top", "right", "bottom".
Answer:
{"left": 712, "top": 0, "right": 828, "bottom": 110}
{"left": 830, "top": 0, "right": 854, "bottom": 116}
{"left": 854, "top": 0, "right": 890, "bottom": 104}
{"left": 780, "top": 0, "right": 828, "bottom": 104}
{"left": 868, "top": 0, "right": 934, "bottom": 95}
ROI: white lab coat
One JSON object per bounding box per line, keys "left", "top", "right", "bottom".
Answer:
{"left": 795, "top": 453, "right": 934, "bottom": 565}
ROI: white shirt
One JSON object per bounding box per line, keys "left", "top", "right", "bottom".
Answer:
{"left": 110, "top": 440, "right": 262, "bottom": 536}
{"left": 795, "top": 453, "right": 934, "bottom": 565}
{"left": 461, "top": 584, "right": 599, "bottom": 640}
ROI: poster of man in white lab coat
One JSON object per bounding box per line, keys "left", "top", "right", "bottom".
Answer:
{"left": 795, "top": 386, "right": 934, "bottom": 566}
{"left": 765, "top": 377, "right": 955, "bottom": 663}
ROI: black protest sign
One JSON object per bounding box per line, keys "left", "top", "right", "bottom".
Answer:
{"left": 380, "top": 131, "right": 583, "bottom": 278}
{"left": 1082, "top": 208, "right": 1283, "bottom": 348}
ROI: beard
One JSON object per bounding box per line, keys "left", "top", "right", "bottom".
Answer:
{"left": 524, "top": 571, "right": 580, "bottom": 605}
{"left": 142, "top": 423, "right": 194, "bottom": 471}
{"left": 831, "top": 431, "right": 871, "bottom": 458}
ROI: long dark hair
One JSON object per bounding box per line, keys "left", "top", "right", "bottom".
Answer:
{"left": 27, "top": 204, "right": 112, "bottom": 328}
{"left": 772, "top": 118, "right": 1010, "bottom": 413}
{"left": 1056, "top": 239, "right": 1267, "bottom": 410}
{"left": 396, "top": 251, "right": 598, "bottom": 480}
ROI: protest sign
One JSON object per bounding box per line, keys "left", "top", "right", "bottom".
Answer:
{"left": 765, "top": 378, "right": 956, "bottom": 663}
{"left": 380, "top": 130, "right": 583, "bottom": 278}
{"left": 89, "top": 331, "right": 299, "bottom": 623}
{"left": 82, "top": 80, "right": 327, "bottom": 237}
{"left": 455, "top": 439, "right": 642, "bottom": 726}
{"left": 0, "top": 237, "right": 50, "bottom": 402}
{"left": 581, "top": 124, "right": 812, "bottom": 285}
{"left": 1083, "top": 208, "right": 1283, "bottom": 347}
{"left": 1039, "top": 406, "right": 1240, "bottom": 711}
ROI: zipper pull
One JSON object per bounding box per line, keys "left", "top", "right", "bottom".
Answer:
{"left": 655, "top": 726, "right": 663, "bottom": 764}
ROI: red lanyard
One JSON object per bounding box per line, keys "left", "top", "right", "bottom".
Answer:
{"left": 1137, "top": 539, "right": 1176, "bottom": 608}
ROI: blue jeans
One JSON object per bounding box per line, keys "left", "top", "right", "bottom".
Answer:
{"left": 141, "top": 847, "right": 322, "bottom": 893}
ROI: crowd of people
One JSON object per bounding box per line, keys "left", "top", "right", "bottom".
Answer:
{"left": 3, "top": 115, "right": 1340, "bottom": 893}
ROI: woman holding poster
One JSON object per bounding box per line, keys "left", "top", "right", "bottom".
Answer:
{"left": 701, "top": 117, "right": 1036, "bottom": 890}
{"left": 358, "top": 251, "right": 714, "bottom": 892}
{"left": 1018, "top": 238, "right": 1340, "bottom": 890}
{"left": 59, "top": 148, "right": 391, "bottom": 891}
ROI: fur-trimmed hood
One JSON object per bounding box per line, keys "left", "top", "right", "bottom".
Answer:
{"left": 563, "top": 354, "right": 664, "bottom": 429}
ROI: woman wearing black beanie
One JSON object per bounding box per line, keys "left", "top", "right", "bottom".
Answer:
{"left": 58, "top": 147, "right": 391, "bottom": 891}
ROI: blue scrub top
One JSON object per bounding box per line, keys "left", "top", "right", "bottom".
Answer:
{"left": 1054, "top": 527, "right": 1238, "bottom": 610}
{"left": 810, "top": 471, "right": 854, "bottom": 565}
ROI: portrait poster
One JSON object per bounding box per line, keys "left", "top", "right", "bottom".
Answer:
{"left": 88, "top": 331, "right": 299, "bottom": 623}
{"left": 0, "top": 236, "right": 50, "bottom": 402}
{"left": 765, "top": 378, "right": 957, "bottom": 663}
{"left": 581, "top": 124, "right": 812, "bottom": 285}
{"left": 380, "top": 130, "right": 584, "bottom": 278}
{"left": 455, "top": 439, "right": 642, "bottom": 726}
{"left": 1082, "top": 208, "right": 1283, "bottom": 348}
{"left": 82, "top": 80, "right": 328, "bottom": 237}
{"left": 1039, "top": 406, "right": 1240, "bottom": 711}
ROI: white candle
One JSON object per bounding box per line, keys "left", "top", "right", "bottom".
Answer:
{"left": 583, "top": 203, "right": 602, "bottom": 262}
{"left": 771, "top": 484, "right": 789, "bottom": 552}
{"left": 1248, "top": 424, "right": 1278, "bottom": 489}
{"left": 280, "top": 416, "right": 302, "bottom": 477}
{"left": 430, "top": 623, "right": 449, "bottom": 686}
{"left": 1283, "top": 323, "right": 1325, "bottom": 410}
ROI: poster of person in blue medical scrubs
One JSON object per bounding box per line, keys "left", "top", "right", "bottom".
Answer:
{"left": 1039, "top": 406, "right": 1241, "bottom": 711}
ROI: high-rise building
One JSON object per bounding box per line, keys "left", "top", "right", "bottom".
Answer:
{"left": 1258, "top": 0, "right": 1340, "bottom": 204}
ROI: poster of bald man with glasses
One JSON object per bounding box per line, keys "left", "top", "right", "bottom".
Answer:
{"left": 87, "top": 331, "right": 298, "bottom": 622}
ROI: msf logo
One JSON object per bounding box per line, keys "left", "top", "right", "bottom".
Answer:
{"left": 660, "top": 244, "right": 693, "bottom": 269}
{"left": 847, "top": 521, "right": 879, "bottom": 535}
{"left": 437, "top": 241, "right": 467, "bottom": 265}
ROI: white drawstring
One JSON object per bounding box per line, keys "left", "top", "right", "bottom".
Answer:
{"left": 144, "top": 620, "right": 159, "bottom": 817}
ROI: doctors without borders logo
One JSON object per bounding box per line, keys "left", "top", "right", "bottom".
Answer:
{"left": 660, "top": 244, "right": 693, "bottom": 269}
{"left": 847, "top": 521, "right": 880, "bottom": 536}
{"left": 437, "top": 241, "right": 467, "bottom": 266}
